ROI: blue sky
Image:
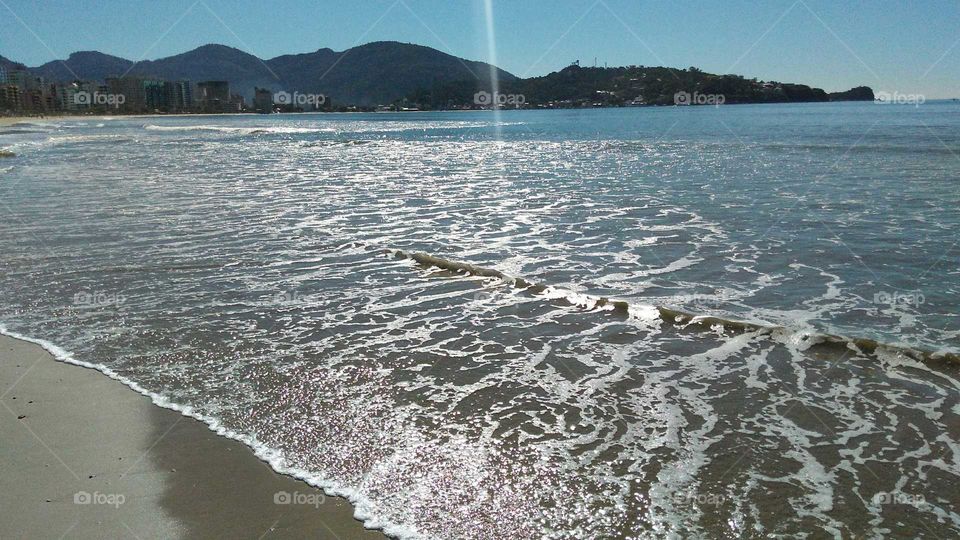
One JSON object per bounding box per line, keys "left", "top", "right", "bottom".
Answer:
{"left": 1, "top": 0, "right": 958, "bottom": 98}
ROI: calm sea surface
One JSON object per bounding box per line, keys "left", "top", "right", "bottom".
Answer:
{"left": 1, "top": 103, "right": 959, "bottom": 538}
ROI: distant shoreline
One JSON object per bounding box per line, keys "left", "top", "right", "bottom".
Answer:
{"left": 2, "top": 99, "right": 955, "bottom": 128}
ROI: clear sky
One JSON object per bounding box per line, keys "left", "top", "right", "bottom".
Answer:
{"left": 1, "top": 0, "right": 958, "bottom": 98}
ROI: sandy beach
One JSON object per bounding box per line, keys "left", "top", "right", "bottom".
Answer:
{"left": 0, "top": 114, "right": 205, "bottom": 128}
{"left": 1, "top": 115, "right": 111, "bottom": 129}
{"left": 0, "top": 334, "right": 387, "bottom": 539}
{"left": 0, "top": 116, "right": 65, "bottom": 127}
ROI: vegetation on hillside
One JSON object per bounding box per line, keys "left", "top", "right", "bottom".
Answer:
{"left": 407, "top": 64, "right": 870, "bottom": 109}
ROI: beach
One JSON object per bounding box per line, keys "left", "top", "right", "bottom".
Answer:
{"left": 0, "top": 333, "right": 387, "bottom": 539}
{"left": 0, "top": 113, "right": 272, "bottom": 128}
{"left": 0, "top": 116, "right": 65, "bottom": 127}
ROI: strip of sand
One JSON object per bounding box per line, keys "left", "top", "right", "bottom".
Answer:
{"left": 0, "top": 333, "right": 388, "bottom": 539}
{"left": 0, "top": 116, "right": 62, "bottom": 127}
{"left": 0, "top": 113, "right": 274, "bottom": 127}
{"left": 0, "top": 115, "right": 107, "bottom": 128}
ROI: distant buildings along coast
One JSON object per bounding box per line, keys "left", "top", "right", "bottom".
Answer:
{"left": 0, "top": 68, "right": 331, "bottom": 115}
{"left": 0, "top": 69, "right": 252, "bottom": 115}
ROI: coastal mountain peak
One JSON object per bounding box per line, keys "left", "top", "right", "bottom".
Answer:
{"left": 178, "top": 43, "right": 256, "bottom": 57}
{"left": 192, "top": 43, "right": 242, "bottom": 52}
{"left": 33, "top": 51, "right": 133, "bottom": 83}
{"left": 66, "top": 50, "right": 129, "bottom": 62}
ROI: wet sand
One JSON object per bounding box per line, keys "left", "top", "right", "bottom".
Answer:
{"left": 0, "top": 334, "right": 388, "bottom": 539}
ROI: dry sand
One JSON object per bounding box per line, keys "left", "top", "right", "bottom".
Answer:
{"left": 0, "top": 116, "right": 59, "bottom": 127}
{"left": 0, "top": 334, "right": 388, "bottom": 539}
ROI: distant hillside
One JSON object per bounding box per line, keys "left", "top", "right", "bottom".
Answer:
{"left": 0, "top": 54, "right": 27, "bottom": 73}
{"left": 266, "top": 41, "right": 517, "bottom": 106}
{"left": 18, "top": 42, "right": 515, "bottom": 106}
{"left": 32, "top": 51, "right": 133, "bottom": 82}
{"left": 828, "top": 86, "right": 874, "bottom": 101}
{"left": 511, "top": 65, "right": 841, "bottom": 105}
{"left": 412, "top": 64, "right": 869, "bottom": 108}
{"left": 125, "top": 44, "right": 278, "bottom": 93}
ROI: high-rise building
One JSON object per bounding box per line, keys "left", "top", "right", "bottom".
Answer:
{"left": 197, "top": 81, "right": 230, "bottom": 113}
{"left": 229, "top": 94, "right": 245, "bottom": 112}
{"left": 106, "top": 77, "right": 146, "bottom": 113}
{"left": 56, "top": 83, "right": 80, "bottom": 111}
{"left": 7, "top": 70, "right": 35, "bottom": 91}
{"left": 0, "top": 84, "right": 21, "bottom": 112}
{"left": 143, "top": 79, "right": 169, "bottom": 111}
{"left": 253, "top": 87, "right": 273, "bottom": 113}
{"left": 3, "top": 71, "right": 45, "bottom": 111}
{"left": 169, "top": 80, "right": 194, "bottom": 112}
{"left": 0, "top": 66, "right": 7, "bottom": 84}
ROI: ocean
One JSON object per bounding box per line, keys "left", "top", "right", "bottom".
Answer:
{"left": 1, "top": 103, "right": 959, "bottom": 538}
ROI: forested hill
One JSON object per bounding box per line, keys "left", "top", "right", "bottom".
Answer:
{"left": 408, "top": 64, "right": 874, "bottom": 108}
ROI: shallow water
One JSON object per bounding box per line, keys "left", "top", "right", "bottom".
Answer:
{"left": 1, "top": 104, "right": 959, "bottom": 538}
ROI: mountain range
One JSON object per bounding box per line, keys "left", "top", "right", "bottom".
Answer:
{"left": 20, "top": 42, "right": 514, "bottom": 106}
{"left": 6, "top": 42, "right": 869, "bottom": 108}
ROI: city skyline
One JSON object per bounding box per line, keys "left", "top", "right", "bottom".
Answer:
{"left": 0, "top": 0, "right": 958, "bottom": 98}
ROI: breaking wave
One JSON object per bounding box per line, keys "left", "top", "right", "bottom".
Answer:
{"left": 391, "top": 249, "right": 960, "bottom": 365}
{"left": 143, "top": 124, "right": 336, "bottom": 135}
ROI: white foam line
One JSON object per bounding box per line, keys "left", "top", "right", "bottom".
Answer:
{"left": 0, "top": 323, "right": 419, "bottom": 540}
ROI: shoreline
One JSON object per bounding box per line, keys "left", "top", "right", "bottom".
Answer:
{"left": 0, "top": 332, "right": 389, "bottom": 539}
{"left": 3, "top": 99, "right": 951, "bottom": 129}
{"left": 0, "top": 113, "right": 250, "bottom": 127}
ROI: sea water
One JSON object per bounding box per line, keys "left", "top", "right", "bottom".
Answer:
{"left": 1, "top": 103, "right": 959, "bottom": 538}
